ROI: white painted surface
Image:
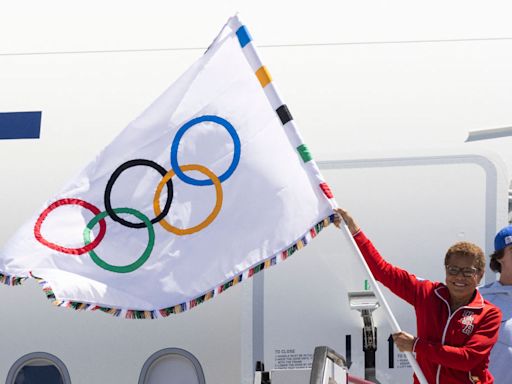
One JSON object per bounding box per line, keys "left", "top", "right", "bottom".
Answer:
{"left": 0, "top": 278, "right": 243, "bottom": 383}
{"left": 0, "top": 148, "right": 508, "bottom": 383}
{"left": 262, "top": 151, "right": 509, "bottom": 383}
{"left": 1, "top": 5, "right": 511, "bottom": 382}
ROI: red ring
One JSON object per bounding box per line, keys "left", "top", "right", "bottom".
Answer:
{"left": 34, "top": 198, "right": 107, "bottom": 255}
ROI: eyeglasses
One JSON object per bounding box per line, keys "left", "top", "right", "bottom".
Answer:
{"left": 445, "top": 265, "right": 479, "bottom": 278}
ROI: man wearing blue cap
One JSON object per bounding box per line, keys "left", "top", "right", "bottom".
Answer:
{"left": 480, "top": 224, "right": 512, "bottom": 383}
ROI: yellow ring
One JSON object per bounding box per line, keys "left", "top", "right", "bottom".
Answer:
{"left": 153, "top": 164, "right": 223, "bottom": 235}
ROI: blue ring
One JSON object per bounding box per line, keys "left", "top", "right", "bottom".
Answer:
{"left": 170, "top": 115, "right": 241, "bottom": 186}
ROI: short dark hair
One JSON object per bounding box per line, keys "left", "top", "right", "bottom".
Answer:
{"left": 489, "top": 249, "right": 505, "bottom": 273}
{"left": 444, "top": 242, "right": 485, "bottom": 271}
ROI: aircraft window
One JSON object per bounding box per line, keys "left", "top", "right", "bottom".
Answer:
{"left": 138, "top": 348, "right": 205, "bottom": 384}
{"left": 6, "top": 352, "right": 71, "bottom": 384}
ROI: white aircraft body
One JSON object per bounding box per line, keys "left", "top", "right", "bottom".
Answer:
{"left": 1, "top": 19, "right": 511, "bottom": 383}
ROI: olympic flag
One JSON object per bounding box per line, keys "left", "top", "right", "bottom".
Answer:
{"left": 0, "top": 16, "right": 336, "bottom": 318}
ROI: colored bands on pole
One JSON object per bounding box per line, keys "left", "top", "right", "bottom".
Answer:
{"left": 255, "top": 66, "right": 272, "bottom": 88}
{"left": 234, "top": 22, "right": 335, "bottom": 202}
{"left": 297, "top": 144, "right": 313, "bottom": 163}
{"left": 276, "top": 105, "right": 293, "bottom": 125}
{"left": 236, "top": 26, "right": 252, "bottom": 48}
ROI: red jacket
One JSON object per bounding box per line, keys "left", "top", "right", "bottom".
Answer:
{"left": 354, "top": 231, "right": 501, "bottom": 384}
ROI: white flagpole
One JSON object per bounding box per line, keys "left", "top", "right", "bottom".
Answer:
{"left": 229, "top": 14, "right": 429, "bottom": 384}
{"left": 339, "top": 222, "right": 429, "bottom": 384}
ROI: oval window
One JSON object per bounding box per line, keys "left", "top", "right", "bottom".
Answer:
{"left": 139, "top": 348, "right": 205, "bottom": 384}
{"left": 7, "top": 353, "right": 70, "bottom": 384}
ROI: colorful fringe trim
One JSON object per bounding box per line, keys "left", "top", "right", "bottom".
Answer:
{"left": 2, "top": 215, "right": 334, "bottom": 319}
{"left": 0, "top": 272, "right": 26, "bottom": 286}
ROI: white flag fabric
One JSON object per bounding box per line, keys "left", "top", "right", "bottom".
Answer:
{"left": 0, "top": 16, "right": 335, "bottom": 318}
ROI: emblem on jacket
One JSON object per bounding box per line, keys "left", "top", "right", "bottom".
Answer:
{"left": 461, "top": 310, "right": 475, "bottom": 335}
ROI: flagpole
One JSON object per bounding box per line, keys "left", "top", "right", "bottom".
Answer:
{"left": 339, "top": 222, "right": 428, "bottom": 384}
{"left": 229, "top": 15, "right": 429, "bottom": 384}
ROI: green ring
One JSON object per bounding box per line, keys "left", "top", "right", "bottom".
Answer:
{"left": 83, "top": 207, "right": 155, "bottom": 273}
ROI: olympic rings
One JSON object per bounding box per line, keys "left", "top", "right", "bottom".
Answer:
{"left": 83, "top": 207, "right": 155, "bottom": 273}
{"left": 34, "top": 198, "right": 107, "bottom": 255}
{"left": 34, "top": 114, "right": 240, "bottom": 273}
{"left": 170, "top": 115, "right": 241, "bottom": 186}
{"left": 104, "top": 159, "right": 174, "bottom": 229}
{"left": 153, "top": 164, "right": 223, "bottom": 235}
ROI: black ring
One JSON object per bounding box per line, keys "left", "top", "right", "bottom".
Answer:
{"left": 104, "top": 159, "right": 174, "bottom": 228}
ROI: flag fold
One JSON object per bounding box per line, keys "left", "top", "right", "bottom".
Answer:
{"left": 0, "top": 16, "right": 335, "bottom": 318}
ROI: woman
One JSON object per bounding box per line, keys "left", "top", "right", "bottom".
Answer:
{"left": 334, "top": 208, "right": 501, "bottom": 384}
{"left": 480, "top": 224, "right": 512, "bottom": 383}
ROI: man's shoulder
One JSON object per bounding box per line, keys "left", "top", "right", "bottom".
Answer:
{"left": 480, "top": 281, "right": 512, "bottom": 296}
{"left": 480, "top": 281, "right": 499, "bottom": 291}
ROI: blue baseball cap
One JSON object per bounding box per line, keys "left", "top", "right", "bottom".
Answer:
{"left": 494, "top": 225, "right": 512, "bottom": 252}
